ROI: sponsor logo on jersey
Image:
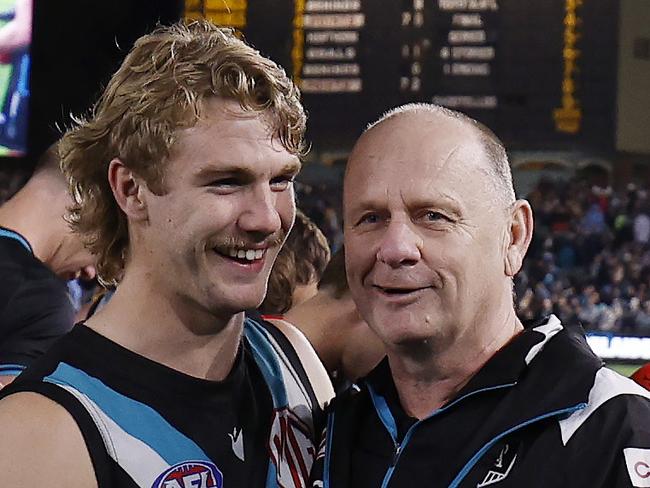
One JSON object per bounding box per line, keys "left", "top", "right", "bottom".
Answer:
{"left": 229, "top": 426, "right": 245, "bottom": 462}
{"left": 477, "top": 443, "right": 518, "bottom": 487}
{"left": 624, "top": 447, "right": 650, "bottom": 487}
{"left": 268, "top": 407, "right": 317, "bottom": 488}
{"left": 152, "top": 460, "right": 223, "bottom": 488}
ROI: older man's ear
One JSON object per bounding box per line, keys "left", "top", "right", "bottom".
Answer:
{"left": 504, "top": 200, "right": 534, "bottom": 277}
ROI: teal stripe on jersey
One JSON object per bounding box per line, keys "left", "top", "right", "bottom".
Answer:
{"left": 0, "top": 363, "right": 26, "bottom": 376}
{"left": 44, "top": 362, "right": 211, "bottom": 466}
{"left": 0, "top": 228, "right": 32, "bottom": 253}
{"left": 244, "top": 318, "right": 289, "bottom": 408}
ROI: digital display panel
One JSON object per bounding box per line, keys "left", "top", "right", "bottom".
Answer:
{"left": 0, "top": 0, "right": 31, "bottom": 156}
{"left": 186, "top": 0, "right": 619, "bottom": 153}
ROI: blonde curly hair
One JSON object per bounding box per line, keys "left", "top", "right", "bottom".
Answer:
{"left": 60, "top": 20, "right": 307, "bottom": 285}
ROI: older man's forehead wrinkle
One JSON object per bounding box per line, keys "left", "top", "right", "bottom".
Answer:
{"left": 349, "top": 185, "right": 391, "bottom": 214}
{"left": 438, "top": 144, "right": 461, "bottom": 173}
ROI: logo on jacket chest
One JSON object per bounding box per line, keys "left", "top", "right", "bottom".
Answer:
{"left": 477, "top": 443, "right": 518, "bottom": 487}
{"left": 152, "top": 461, "right": 223, "bottom": 488}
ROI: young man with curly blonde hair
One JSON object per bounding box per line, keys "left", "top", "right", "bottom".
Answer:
{"left": 0, "top": 21, "right": 332, "bottom": 488}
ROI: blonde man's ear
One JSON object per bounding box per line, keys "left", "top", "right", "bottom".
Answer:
{"left": 107, "top": 159, "right": 149, "bottom": 222}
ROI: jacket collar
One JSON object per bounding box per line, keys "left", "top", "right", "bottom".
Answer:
{"left": 363, "top": 315, "right": 603, "bottom": 422}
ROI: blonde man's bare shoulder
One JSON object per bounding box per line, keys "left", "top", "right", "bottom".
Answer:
{"left": 0, "top": 392, "right": 96, "bottom": 487}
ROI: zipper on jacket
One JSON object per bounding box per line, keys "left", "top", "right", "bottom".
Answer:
{"left": 391, "top": 443, "right": 402, "bottom": 466}
{"left": 381, "top": 419, "right": 420, "bottom": 487}
{"left": 368, "top": 382, "right": 518, "bottom": 488}
{"left": 323, "top": 412, "right": 335, "bottom": 488}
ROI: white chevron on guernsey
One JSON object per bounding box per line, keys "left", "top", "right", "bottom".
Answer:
{"left": 56, "top": 384, "right": 171, "bottom": 485}
{"left": 524, "top": 314, "right": 563, "bottom": 365}
{"left": 559, "top": 367, "right": 650, "bottom": 445}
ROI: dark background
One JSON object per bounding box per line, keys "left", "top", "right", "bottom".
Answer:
{"left": 243, "top": 0, "right": 619, "bottom": 154}
{"left": 0, "top": 0, "right": 621, "bottom": 169}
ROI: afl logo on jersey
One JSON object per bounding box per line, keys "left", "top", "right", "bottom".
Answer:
{"left": 152, "top": 460, "right": 223, "bottom": 488}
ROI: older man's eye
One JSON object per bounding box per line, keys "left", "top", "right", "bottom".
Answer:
{"left": 426, "top": 211, "right": 442, "bottom": 220}
{"left": 424, "top": 211, "right": 450, "bottom": 222}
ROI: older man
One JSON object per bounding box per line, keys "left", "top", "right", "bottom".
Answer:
{"left": 0, "top": 21, "right": 331, "bottom": 487}
{"left": 314, "top": 104, "right": 650, "bottom": 487}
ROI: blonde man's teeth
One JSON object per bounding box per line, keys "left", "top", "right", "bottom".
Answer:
{"left": 226, "top": 248, "right": 264, "bottom": 260}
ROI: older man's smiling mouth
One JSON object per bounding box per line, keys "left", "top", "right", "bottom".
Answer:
{"left": 373, "top": 285, "right": 431, "bottom": 295}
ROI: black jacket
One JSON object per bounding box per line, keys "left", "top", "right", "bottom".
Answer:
{"left": 313, "top": 315, "right": 650, "bottom": 487}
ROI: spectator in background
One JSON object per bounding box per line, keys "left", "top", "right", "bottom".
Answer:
{"left": 633, "top": 204, "right": 650, "bottom": 246}
{"left": 632, "top": 363, "right": 650, "bottom": 390}
{"left": 259, "top": 209, "right": 331, "bottom": 315}
{"left": 295, "top": 180, "right": 344, "bottom": 251}
{"left": 0, "top": 0, "right": 32, "bottom": 151}
{"left": 268, "top": 248, "right": 385, "bottom": 386}
{"left": 580, "top": 201, "right": 607, "bottom": 235}
{"left": 0, "top": 143, "right": 95, "bottom": 386}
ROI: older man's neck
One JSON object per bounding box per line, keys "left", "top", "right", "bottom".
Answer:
{"left": 388, "top": 309, "right": 523, "bottom": 419}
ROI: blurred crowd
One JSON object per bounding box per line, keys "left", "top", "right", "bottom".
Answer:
{"left": 517, "top": 178, "right": 650, "bottom": 335}
{"left": 295, "top": 180, "right": 344, "bottom": 252}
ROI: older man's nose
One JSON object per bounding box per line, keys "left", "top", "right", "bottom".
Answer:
{"left": 376, "top": 221, "right": 422, "bottom": 267}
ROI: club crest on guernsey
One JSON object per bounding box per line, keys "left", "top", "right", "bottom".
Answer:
{"left": 152, "top": 461, "right": 223, "bottom": 488}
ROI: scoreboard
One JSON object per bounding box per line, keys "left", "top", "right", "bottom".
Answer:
{"left": 187, "top": 0, "right": 619, "bottom": 153}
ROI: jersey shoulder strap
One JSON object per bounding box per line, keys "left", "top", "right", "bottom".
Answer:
{"left": 43, "top": 361, "right": 217, "bottom": 487}
{"left": 251, "top": 317, "right": 334, "bottom": 411}
{"left": 245, "top": 317, "right": 333, "bottom": 488}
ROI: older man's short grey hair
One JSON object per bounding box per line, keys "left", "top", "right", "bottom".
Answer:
{"left": 367, "top": 103, "right": 516, "bottom": 207}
